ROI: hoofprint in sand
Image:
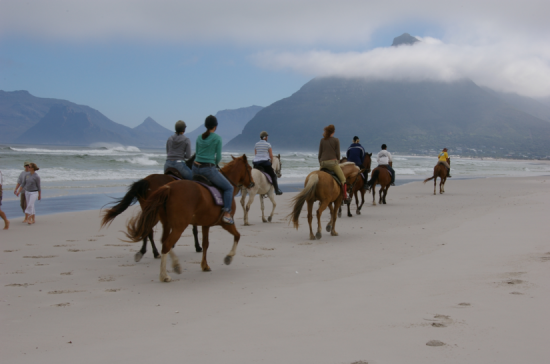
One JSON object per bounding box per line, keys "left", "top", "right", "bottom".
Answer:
{"left": 1, "top": 177, "right": 549, "bottom": 363}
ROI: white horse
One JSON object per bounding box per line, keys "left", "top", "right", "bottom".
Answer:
{"left": 240, "top": 155, "right": 282, "bottom": 225}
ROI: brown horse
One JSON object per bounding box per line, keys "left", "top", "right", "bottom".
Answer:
{"left": 101, "top": 156, "right": 201, "bottom": 261}
{"left": 424, "top": 163, "right": 447, "bottom": 195}
{"left": 369, "top": 166, "right": 392, "bottom": 205}
{"left": 124, "top": 155, "right": 254, "bottom": 282}
{"left": 339, "top": 153, "right": 372, "bottom": 217}
{"left": 288, "top": 163, "right": 359, "bottom": 240}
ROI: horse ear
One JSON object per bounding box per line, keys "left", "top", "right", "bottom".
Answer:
{"left": 231, "top": 155, "right": 235, "bottom": 160}
{"left": 242, "top": 154, "right": 247, "bottom": 161}
{"left": 277, "top": 154, "right": 280, "bottom": 159}
{"left": 369, "top": 153, "right": 372, "bottom": 156}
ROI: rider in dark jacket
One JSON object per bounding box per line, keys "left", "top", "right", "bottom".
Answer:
{"left": 346, "top": 136, "right": 365, "bottom": 168}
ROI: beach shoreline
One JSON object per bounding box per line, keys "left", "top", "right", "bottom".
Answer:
{"left": 2, "top": 176, "right": 549, "bottom": 363}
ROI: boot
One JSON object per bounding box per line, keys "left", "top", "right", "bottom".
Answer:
{"left": 342, "top": 184, "right": 351, "bottom": 204}
{"left": 273, "top": 178, "right": 283, "bottom": 195}
{"left": 447, "top": 168, "right": 452, "bottom": 178}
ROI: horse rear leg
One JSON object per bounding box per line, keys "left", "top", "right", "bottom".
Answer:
{"left": 434, "top": 177, "right": 437, "bottom": 195}
{"left": 326, "top": 203, "right": 334, "bottom": 232}
{"left": 372, "top": 185, "right": 377, "bottom": 205}
{"left": 200, "top": 226, "right": 212, "bottom": 272}
{"left": 331, "top": 199, "right": 342, "bottom": 236}
{"left": 159, "top": 225, "right": 186, "bottom": 282}
{"left": 307, "top": 200, "right": 315, "bottom": 240}
{"left": 135, "top": 234, "right": 149, "bottom": 262}
{"left": 220, "top": 223, "right": 241, "bottom": 266}
{"left": 315, "top": 201, "right": 329, "bottom": 240}
{"left": 260, "top": 194, "right": 267, "bottom": 223}
{"left": 357, "top": 190, "right": 365, "bottom": 215}
{"left": 193, "top": 225, "right": 202, "bottom": 252}
{"left": 267, "top": 189, "right": 276, "bottom": 222}
{"left": 383, "top": 185, "right": 389, "bottom": 204}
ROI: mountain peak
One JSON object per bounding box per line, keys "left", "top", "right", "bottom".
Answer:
{"left": 392, "top": 33, "right": 419, "bottom": 47}
{"left": 134, "top": 117, "right": 172, "bottom": 135}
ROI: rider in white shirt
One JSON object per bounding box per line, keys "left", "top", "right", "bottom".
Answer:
{"left": 367, "top": 144, "right": 395, "bottom": 188}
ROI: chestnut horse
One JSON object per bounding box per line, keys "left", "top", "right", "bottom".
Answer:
{"left": 339, "top": 153, "right": 372, "bottom": 217}
{"left": 288, "top": 163, "right": 359, "bottom": 240}
{"left": 101, "top": 156, "right": 201, "bottom": 261}
{"left": 124, "top": 155, "right": 254, "bottom": 282}
{"left": 369, "top": 166, "right": 392, "bottom": 205}
{"left": 423, "top": 162, "right": 447, "bottom": 195}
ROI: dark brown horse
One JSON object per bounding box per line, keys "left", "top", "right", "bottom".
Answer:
{"left": 424, "top": 163, "right": 447, "bottom": 195}
{"left": 339, "top": 153, "right": 372, "bottom": 217}
{"left": 288, "top": 163, "right": 359, "bottom": 240}
{"left": 369, "top": 166, "right": 392, "bottom": 205}
{"left": 101, "top": 156, "right": 201, "bottom": 261}
{"left": 124, "top": 155, "right": 254, "bottom": 282}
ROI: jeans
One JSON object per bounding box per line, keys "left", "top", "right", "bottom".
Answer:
{"left": 253, "top": 160, "right": 280, "bottom": 191}
{"left": 192, "top": 164, "right": 234, "bottom": 213}
{"left": 164, "top": 160, "right": 193, "bottom": 180}
{"left": 380, "top": 164, "right": 395, "bottom": 184}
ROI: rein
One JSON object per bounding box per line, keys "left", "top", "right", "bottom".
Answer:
{"left": 220, "top": 159, "right": 254, "bottom": 189}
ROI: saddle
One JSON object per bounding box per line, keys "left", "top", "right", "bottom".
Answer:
{"left": 253, "top": 165, "right": 273, "bottom": 184}
{"left": 164, "top": 167, "right": 184, "bottom": 180}
{"left": 192, "top": 175, "right": 223, "bottom": 206}
{"left": 320, "top": 168, "right": 342, "bottom": 186}
{"left": 376, "top": 165, "right": 393, "bottom": 176}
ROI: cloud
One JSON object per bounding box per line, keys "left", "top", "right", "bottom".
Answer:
{"left": 252, "top": 38, "right": 550, "bottom": 98}
{"left": 1, "top": 0, "right": 549, "bottom": 45}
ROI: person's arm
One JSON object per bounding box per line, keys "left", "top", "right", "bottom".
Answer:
{"left": 185, "top": 139, "right": 191, "bottom": 160}
{"left": 388, "top": 151, "right": 393, "bottom": 167}
{"left": 446, "top": 153, "right": 450, "bottom": 165}
{"left": 37, "top": 175, "right": 41, "bottom": 200}
{"left": 166, "top": 138, "right": 169, "bottom": 155}
{"left": 335, "top": 139, "right": 341, "bottom": 161}
{"left": 269, "top": 148, "right": 274, "bottom": 161}
{"left": 318, "top": 141, "right": 322, "bottom": 162}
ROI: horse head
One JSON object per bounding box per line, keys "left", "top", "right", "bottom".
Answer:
{"left": 273, "top": 154, "right": 282, "bottom": 178}
{"left": 229, "top": 154, "right": 255, "bottom": 189}
{"left": 363, "top": 153, "right": 372, "bottom": 174}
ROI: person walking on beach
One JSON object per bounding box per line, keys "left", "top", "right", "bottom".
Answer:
{"left": 368, "top": 144, "right": 395, "bottom": 188}
{"left": 438, "top": 148, "right": 452, "bottom": 177}
{"left": 253, "top": 131, "right": 283, "bottom": 195}
{"left": 193, "top": 115, "right": 235, "bottom": 225}
{"left": 0, "top": 169, "right": 9, "bottom": 229}
{"left": 16, "top": 163, "right": 41, "bottom": 225}
{"left": 318, "top": 124, "right": 349, "bottom": 202}
{"left": 164, "top": 120, "right": 193, "bottom": 180}
{"left": 346, "top": 136, "right": 366, "bottom": 168}
{"left": 13, "top": 161, "right": 30, "bottom": 220}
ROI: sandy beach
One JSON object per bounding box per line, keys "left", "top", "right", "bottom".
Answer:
{"left": 1, "top": 176, "right": 549, "bottom": 364}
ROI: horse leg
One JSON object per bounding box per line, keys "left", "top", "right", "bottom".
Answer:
{"left": 315, "top": 201, "right": 329, "bottom": 240}
{"left": 357, "top": 190, "right": 364, "bottom": 215}
{"left": 442, "top": 178, "right": 446, "bottom": 193}
{"left": 240, "top": 188, "right": 248, "bottom": 224}
{"left": 347, "top": 194, "right": 353, "bottom": 217}
{"left": 307, "top": 200, "right": 315, "bottom": 240}
{"left": 159, "top": 225, "right": 186, "bottom": 282}
{"left": 150, "top": 231, "right": 161, "bottom": 259}
{"left": 220, "top": 223, "right": 241, "bottom": 266}
{"left": 331, "top": 199, "right": 341, "bottom": 236}
{"left": 326, "top": 203, "right": 334, "bottom": 232}
{"left": 245, "top": 190, "right": 257, "bottom": 226}
{"left": 338, "top": 205, "right": 342, "bottom": 218}
{"left": 135, "top": 235, "right": 148, "bottom": 262}
{"left": 193, "top": 225, "right": 202, "bottom": 252}
{"left": 372, "top": 185, "right": 377, "bottom": 205}
{"left": 267, "top": 189, "right": 276, "bottom": 222}
{"left": 379, "top": 187, "right": 383, "bottom": 204}
{"left": 434, "top": 177, "right": 437, "bottom": 195}
{"left": 200, "top": 226, "right": 211, "bottom": 272}
{"left": 383, "top": 185, "right": 389, "bottom": 204}
{"left": 260, "top": 194, "right": 267, "bottom": 223}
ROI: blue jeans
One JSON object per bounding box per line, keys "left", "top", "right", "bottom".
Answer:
{"left": 192, "top": 164, "right": 234, "bottom": 213}
{"left": 164, "top": 160, "right": 193, "bottom": 180}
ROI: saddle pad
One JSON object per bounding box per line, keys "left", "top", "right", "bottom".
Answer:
{"left": 195, "top": 182, "right": 224, "bottom": 206}
{"left": 262, "top": 171, "right": 272, "bottom": 184}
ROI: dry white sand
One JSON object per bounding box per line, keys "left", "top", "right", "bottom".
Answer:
{"left": 1, "top": 176, "right": 549, "bottom": 364}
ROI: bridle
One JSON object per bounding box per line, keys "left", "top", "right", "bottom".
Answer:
{"left": 221, "top": 157, "right": 255, "bottom": 189}
{"left": 274, "top": 156, "right": 282, "bottom": 178}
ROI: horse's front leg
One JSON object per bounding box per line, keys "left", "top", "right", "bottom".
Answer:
{"left": 267, "top": 189, "right": 276, "bottom": 222}
{"left": 244, "top": 191, "right": 257, "bottom": 226}
{"left": 383, "top": 186, "right": 389, "bottom": 204}
{"left": 200, "top": 226, "right": 211, "bottom": 272}
{"left": 192, "top": 225, "right": 202, "bottom": 252}
{"left": 434, "top": 178, "right": 437, "bottom": 195}
{"left": 240, "top": 188, "right": 248, "bottom": 224}
{"left": 379, "top": 187, "right": 383, "bottom": 204}
{"left": 331, "top": 199, "right": 341, "bottom": 236}
{"left": 357, "top": 190, "right": 365, "bottom": 215}
{"left": 220, "top": 223, "right": 241, "bottom": 266}
{"left": 260, "top": 194, "right": 267, "bottom": 223}
{"left": 326, "top": 203, "right": 334, "bottom": 232}
{"left": 372, "top": 186, "right": 377, "bottom": 205}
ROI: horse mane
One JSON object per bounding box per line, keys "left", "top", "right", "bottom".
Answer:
{"left": 339, "top": 161, "right": 357, "bottom": 167}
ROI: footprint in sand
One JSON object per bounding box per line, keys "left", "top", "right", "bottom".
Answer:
{"left": 52, "top": 302, "right": 70, "bottom": 307}
{"left": 426, "top": 314, "right": 453, "bottom": 328}
{"left": 98, "top": 275, "right": 116, "bottom": 282}
{"left": 88, "top": 239, "right": 97, "bottom": 241}
{"left": 105, "top": 289, "right": 121, "bottom": 292}
{"left": 24, "top": 255, "right": 57, "bottom": 259}
{"left": 67, "top": 249, "right": 82, "bottom": 252}
{"left": 48, "top": 290, "right": 85, "bottom": 294}
{"left": 66, "top": 240, "right": 78, "bottom": 242}
{"left": 458, "top": 302, "right": 471, "bottom": 306}
{"left": 506, "top": 279, "right": 524, "bottom": 285}
{"left": 60, "top": 272, "right": 72, "bottom": 275}
{"left": 54, "top": 244, "right": 73, "bottom": 247}
{"left": 510, "top": 291, "right": 524, "bottom": 295}
{"left": 350, "top": 361, "right": 369, "bottom": 364}
{"left": 119, "top": 264, "right": 135, "bottom": 267}
{"left": 4, "top": 250, "right": 19, "bottom": 252}
{"left": 426, "top": 340, "right": 445, "bottom": 347}
{"left": 5, "top": 283, "right": 34, "bottom": 287}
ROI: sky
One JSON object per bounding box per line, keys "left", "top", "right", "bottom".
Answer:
{"left": 1, "top": 0, "right": 550, "bottom": 131}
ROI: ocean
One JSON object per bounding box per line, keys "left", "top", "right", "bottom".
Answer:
{"left": 2, "top": 143, "right": 550, "bottom": 216}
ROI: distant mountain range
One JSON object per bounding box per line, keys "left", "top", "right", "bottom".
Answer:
{"left": 225, "top": 77, "right": 550, "bottom": 158}
{"left": 0, "top": 90, "right": 262, "bottom": 148}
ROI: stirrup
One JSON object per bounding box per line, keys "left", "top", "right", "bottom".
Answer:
{"left": 222, "top": 215, "right": 234, "bottom": 225}
{"left": 275, "top": 189, "right": 283, "bottom": 195}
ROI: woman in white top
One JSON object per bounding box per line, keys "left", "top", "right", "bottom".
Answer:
{"left": 0, "top": 169, "right": 9, "bottom": 229}
{"left": 16, "top": 163, "right": 41, "bottom": 225}
{"left": 253, "top": 131, "right": 282, "bottom": 195}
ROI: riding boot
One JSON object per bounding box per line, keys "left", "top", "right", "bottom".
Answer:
{"left": 272, "top": 176, "right": 283, "bottom": 195}
{"left": 342, "top": 184, "right": 350, "bottom": 204}
{"left": 447, "top": 168, "right": 452, "bottom": 177}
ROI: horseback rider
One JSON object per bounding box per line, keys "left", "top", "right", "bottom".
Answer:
{"left": 253, "top": 131, "right": 283, "bottom": 195}
{"left": 346, "top": 136, "right": 366, "bottom": 168}
{"left": 367, "top": 144, "right": 395, "bottom": 189}
{"left": 193, "top": 115, "right": 235, "bottom": 225}
{"left": 438, "top": 148, "right": 452, "bottom": 177}
{"left": 318, "top": 124, "right": 349, "bottom": 202}
{"left": 164, "top": 120, "right": 193, "bottom": 180}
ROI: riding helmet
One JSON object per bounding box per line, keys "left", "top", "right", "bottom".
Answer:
{"left": 260, "top": 131, "right": 269, "bottom": 139}
{"left": 175, "top": 120, "right": 186, "bottom": 133}
{"left": 205, "top": 115, "right": 218, "bottom": 130}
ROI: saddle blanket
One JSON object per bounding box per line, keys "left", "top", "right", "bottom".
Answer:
{"left": 320, "top": 168, "right": 341, "bottom": 186}
{"left": 261, "top": 171, "right": 272, "bottom": 184}
{"left": 195, "top": 182, "right": 224, "bottom": 206}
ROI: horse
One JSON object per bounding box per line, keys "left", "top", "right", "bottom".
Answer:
{"left": 339, "top": 153, "right": 372, "bottom": 217}
{"left": 288, "top": 163, "right": 359, "bottom": 240}
{"left": 124, "top": 155, "right": 255, "bottom": 282}
{"left": 101, "top": 156, "right": 201, "bottom": 262}
{"left": 240, "top": 154, "right": 282, "bottom": 225}
{"left": 423, "top": 162, "right": 447, "bottom": 195}
{"left": 368, "top": 165, "right": 392, "bottom": 205}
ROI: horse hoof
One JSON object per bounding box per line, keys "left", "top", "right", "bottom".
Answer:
{"left": 244, "top": 223, "right": 250, "bottom": 226}
{"left": 224, "top": 255, "right": 233, "bottom": 265}
{"left": 134, "top": 252, "right": 144, "bottom": 262}
{"left": 160, "top": 276, "right": 172, "bottom": 282}
{"left": 262, "top": 219, "right": 267, "bottom": 223}
{"left": 348, "top": 214, "right": 352, "bottom": 217}
{"left": 331, "top": 231, "right": 339, "bottom": 236}
{"left": 202, "top": 266, "right": 211, "bottom": 272}
{"left": 315, "top": 232, "right": 322, "bottom": 240}
{"left": 154, "top": 255, "right": 161, "bottom": 259}
{"left": 268, "top": 216, "right": 272, "bottom": 222}
{"left": 310, "top": 235, "right": 316, "bottom": 240}
{"left": 326, "top": 225, "right": 331, "bottom": 232}
{"left": 356, "top": 210, "right": 361, "bottom": 215}
{"left": 173, "top": 265, "right": 182, "bottom": 274}
{"left": 338, "top": 212, "right": 342, "bottom": 218}
{"left": 195, "top": 247, "right": 203, "bottom": 253}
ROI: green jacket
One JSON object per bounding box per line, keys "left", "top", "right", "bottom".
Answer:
{"left": 195, "top": 132, "right": 222, "bottom": 165}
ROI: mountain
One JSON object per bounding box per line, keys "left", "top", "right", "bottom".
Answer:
{"left": 225, "top": 77, "right": 550, "bottom": 158}
{"left": 482, "top": 88, "right": 550, "bottom": 122}
{"left": 185, "top": 105, "right": 263, "bottom": 147}
{"left": 133, "top": 117, "right": 173, "bottom": 146}
{"left": 392, "top": 33, "right": 419, "bottom": 47}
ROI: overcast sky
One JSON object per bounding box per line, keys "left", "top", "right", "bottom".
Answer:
{"left": 1, "top": 0, "right": 549, "bottom": 131}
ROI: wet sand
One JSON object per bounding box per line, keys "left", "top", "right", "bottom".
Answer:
{"left": 1, "top": 176, "right": 549, "bottom": 363}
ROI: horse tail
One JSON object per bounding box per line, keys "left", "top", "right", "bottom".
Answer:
{"left": 423, "top": 176, "right": 435, "bottom": 184}
{"left": 288, "top": 174, "right": 319, "bottom": 229}
{"left": 370, "top": 169, "right": 380, "bottom": 186}
{"left": 124, "top": 185, "right": 171, "bottom": 243}
{"left": 101, "top": 179, "right": 149, "bottom": 228}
